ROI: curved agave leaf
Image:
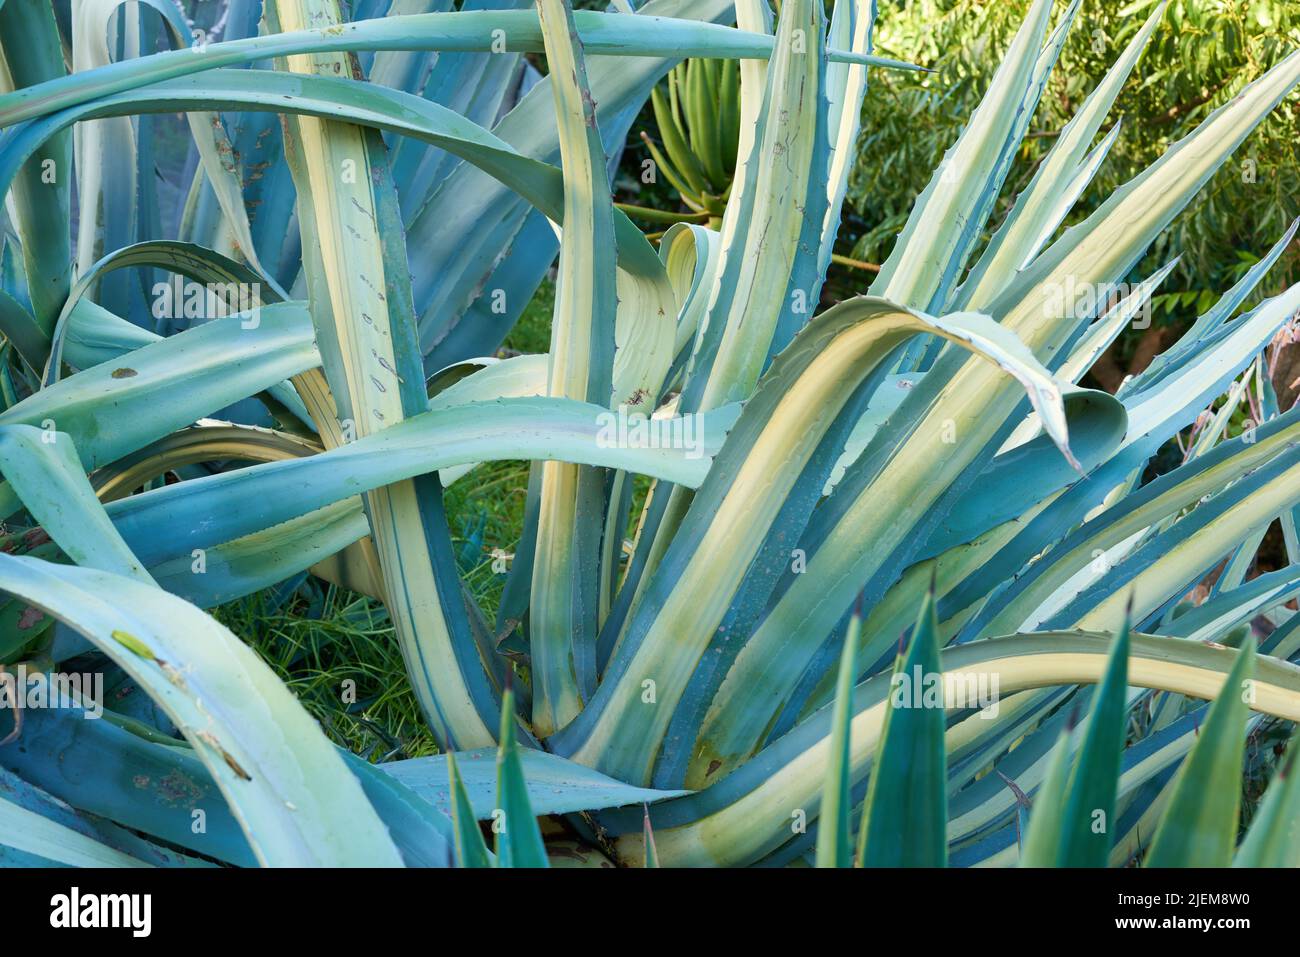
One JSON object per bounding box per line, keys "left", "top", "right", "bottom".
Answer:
{"left": 153, "top": 498, "right": 366, "bottom": 608}
{"left": 0, "top": 10, "right": 910, "bottom": 128}
{"left": 406, "top": 0, "right": 740, "bottom": 363}
{"left": 785, "top": 47, "right": 1300, "bottom": 674}
{"left": 89, "top": 419, "right": 320, "bottom": 503}
{"left": 386, "top": 0, "right": 524, "bottom": 221}
{"left": 494, "top": 684, "right": 547, "bottom": 868}
{"left": 2, "top": 698, "right": 259, "bottom": 866}
{"left": 1053, "top": 257, "right": 1179, "bottom": 386}
{"left": 0, "top": 424, "right": 152, "bottom": 583}
{"left": 554, "top": 298, "right": 1076, "bottom": 787}
{"left": 269, "top": 0, "right": 513, "bottom": 750}
{"left": 0, "top": 286, "right": 47, "bottom": 379}
{"left": 4, "top": 692, "right": 454, "bottom": 868}
{"left": 1162, "top": 564, "right": 1300, "bottom": 644}
{"left": 962, "top": 402, "right": 1300, "bottom": 640}
{"left": 0, "top": 791, "right": 150, "bottom": 868}
{"left": 1016, "top": 715, "right": 1076, "bottom": 868}
{"left": 857, "top": 589, "right": 947, "bottom": 867}
{"left": 813, "top": 602, "right": 861, "bottom": 869}
{"left": 384, "top": 744, "right": 689, "bottom": 820}
{"left": 55, "top": 299, "right": 161, "bottom": 371}
{"left": 0, "top": 304, "right": 318, "bottom": 519}
{"left": 69, "top": 0, "right": 275, "bottom": 298}
{"left": 0, "top": 0, "right": 1294, "bottom": 875}
{"left": 945, "top": 690, "right": 1250, "bottom": 862}
{"left": 1054, "top": 455, "right": 1300, "bottom": 635}
{"left": 445, "top": 750, "right": 492, "bottom": 868}
{"left": 944, "top": 280, "right": 1300, "bottom": 644}
{"left": 1128, "top": 216, "right": 1300, "bottom": 397}
{"left": 679, "top": 327, "right": 1099, "bottom": 787}
{"left": 1020, "top": 617, "right": 1130, "bottom": 867}
{"left": 685, "top": 0, "right": 830, "bottom": 411}
{"left": 601, "top": 632, "right": 1300, "bottom": 866}
{"left": 816, "top": 0, "right": 876, "bottom": 281}
{"left": 0, "top": 0, "right": 70, "bottom": 341}
{"left": 107, "top": 396, "right": 730, "bottom": 569}
{"left": 336, "top": 749, "right": 456, "bottom": 868}
{"left": 1234, "top": 730, "right": 1300, "bottom": 868}
{"left": 869, "top": 0, "right": 1058, "bottom": 315}
{"left": 44, "top": 240, "right": 279, "bottom": 380}
{"left": 0, "top": 555, "right": 403, "bottom": 866}
{"left": 38, "top": 240, "right": 311, "bottom": 427}
{"left": 0, "top": 763, "right": 204, "bottom": 868}
{"left": 956, "top": 1, "right": 1168, "bottom": 310}
{"left": 528, "top": 0, "right": 620, "bottom": 735}
{"left": 1146, "top": 638, "right": 1255, "bottom": 866}
{"left": 0, "top": 63, "right": 686, "bottom": 391}
{"left": 0, "top": 71, "right": 652, "bottom": 284}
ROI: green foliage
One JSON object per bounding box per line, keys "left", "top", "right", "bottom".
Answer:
{"left": 850, "top": 0, "right": 1300, "bottom": 376}
{"left": 217, "top": 586, "right": 442, "bottom": 762}
{"left": 857, "top": 589, "right": 948, "bottom": 867}
{"left": 1020, "top": 616, "right": 1129, "bottom": 867}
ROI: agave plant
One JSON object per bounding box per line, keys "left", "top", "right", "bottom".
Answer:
{"left": 0, "top": 0, "right": 1299, "bottom": 870}
{"left": 637, "top": 55, "right": 741, "bottom": 229}
{"left": 820, "top": 593, "right": 1300, "bottom": 867}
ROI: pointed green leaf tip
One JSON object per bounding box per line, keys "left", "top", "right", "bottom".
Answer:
{"left": 446, "top": 750, "right": 491, "bottom": 869}
{"left": 816, "top": 597, "right": 863, "bottom": 867}
{"left": 1234, "top": 730, "right": 1300, "bottom": 867}
{"left": 1146, "top": 635, "right": 1257, "bottom": 867}
{"left": 1018, "top": 710, "right": 1079, "bottom": 867}
{"left": 858, "top": 588, "right": 947, "bottom": 867}
{"left": 1021, "top": 615, "right": 1131, "bottom": 867}
{"left": 495, "top": 684, "right": 549, "bottom": 868}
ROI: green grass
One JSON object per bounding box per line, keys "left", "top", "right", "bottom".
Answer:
{"left": 218, "top": 278, "right": 558, "bottom": 760}
{"left": 215, "top": 585, "right": 443, "bottom": 760}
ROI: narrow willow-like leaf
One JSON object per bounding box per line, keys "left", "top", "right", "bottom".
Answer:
{"left": 1146, "top": 637, "right": 1256, "bottom": 866}
{"left": 857, "top": 589, "right": 946, "bottom": 867}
